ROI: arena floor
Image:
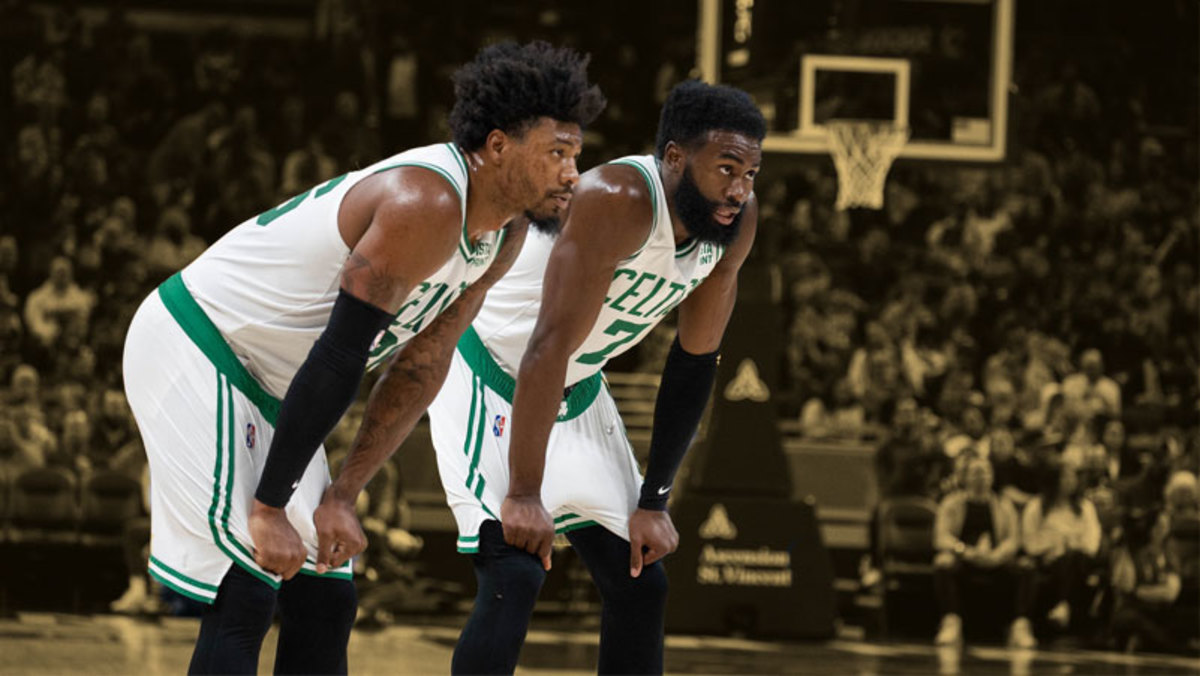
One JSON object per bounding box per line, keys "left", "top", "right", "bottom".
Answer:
{"left": 0, "top": 614, "right": 1197, "bottom": 675}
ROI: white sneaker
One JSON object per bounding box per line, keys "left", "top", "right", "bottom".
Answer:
{"left": 1008, "top": 617, "right": 1038, "bottom": 649}
{"left": 1047, "top": 601, "right": 1070, "bottom": 628}
{"left": 935, "top": 614, "right": 963, "bottom": 645}
{"left": 110, "top": 577, "right": 147, "bottom": 614}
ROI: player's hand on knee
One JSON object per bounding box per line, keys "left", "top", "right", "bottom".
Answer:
{"left": 313, "top": 490, "right": 367, "bottom": 574}
{"left": 628, "top": 508, "right": 679, "bottom": 578}
{"left": 249, "top": 499, "right": 308, "bottom": 580}
{"left": 500, "top": 495, "right": 555, "bottom": 571}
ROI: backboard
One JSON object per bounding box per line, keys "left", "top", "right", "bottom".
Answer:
{"left": 697, "top": 0, "right": 1014, "bottom": 162}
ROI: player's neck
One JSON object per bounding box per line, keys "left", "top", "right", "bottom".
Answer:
{"left": 460, "top": 149, "right": 522, "bottom": 242}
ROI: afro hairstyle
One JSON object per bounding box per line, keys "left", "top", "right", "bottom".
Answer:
{"left": 449, "top": 41, "right": 606, "bottom": 152}
{"left": 654, "top": 80, "right": 766, "bottom": 159}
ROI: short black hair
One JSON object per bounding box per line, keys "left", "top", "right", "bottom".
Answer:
{"left": 655, "top": 80, "right": 766, "bottom": 159}
{"left": 449, "top": 41, "right": 606, "bottom": 151}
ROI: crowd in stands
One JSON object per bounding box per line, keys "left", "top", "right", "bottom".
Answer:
{"left": 0, "top": 1, "right": 1195, "bottom": 653}
{"left": 771, "top": 6, "right": 1199, "bottom": 651}
{"left": 0, "top": 1, "right": 692, "bottom": 621}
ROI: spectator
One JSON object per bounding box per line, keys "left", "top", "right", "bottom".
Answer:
{"left": 990, "top": 427, "right": 1037, "bottom": 509}
{"left": 91, "top": 389, "right": 143, "bottom": 476}
{"left": 0, "top": 235, "right": 18, "bottom": 302}
{"left": 23, "top": 256, "right": 94, "bottom": 350}
{"left": 1110, "top": 478, "right": 1188, "bottom": 653}
{"left": 57, "top": 408, "right": 91, "bottom": 477}
{"left": 0, "top": 410, "right": 42, "bottom": 477}
{"left": 144, "top": 207, "right": 205, "bottom": 281}
{"left": 1061, "top": 349, "right": 1121, "bottom": 421}
{"left": 1020, "top": 461, "right": 1103, "bottom": 634}
{"left": 10, "top": 403, "right": 57, "bottom": 471}
{"left": 6, "top": 363, "right": 40, "bottom": 408}
{"left": 800, "top": 377, "right": 866, "bottom": 439}
{"left": 0, "top": 301, "right": 24, "bottom": 376}
{"left": 320, "top": 89, "right": 380, "bottom": 171}
{"left": 1099, "top": 419, "right": 1141, "bottom": 482}
{"left": 943, "top": 406, "right": 988, "bottom": 461}
{"left": 847, "top": 321, "right": 904, "bottom": 421}
{"left": 933, "top": 455, "right": 1031, "bottom": 647}
{"left": 279, "top": 134, "right": 338, "bottom": 199}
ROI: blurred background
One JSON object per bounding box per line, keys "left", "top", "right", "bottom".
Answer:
{"left": 0, "top": 0, "right": 1197, "bottom": 672}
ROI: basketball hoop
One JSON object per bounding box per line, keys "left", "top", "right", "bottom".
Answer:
{"left": 826, "top": 120, "right": 910, "bottom": 211}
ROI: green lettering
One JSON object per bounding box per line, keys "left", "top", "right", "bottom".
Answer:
{"left": 604, "top": 269, "right": 638, "bottom": 304}
{"left": 576, "top": 319, "right": 650, "bottom": 365}
{"left": 255, "top": 173, "right": 347, "bottom": 226}
{"left": 645, "top": 281, "right": 686, "bottom": 317}
{"left": 628, "top": 276, "right": 667, "bottom": 317}
{"left": 610, "top": 272, "right": 658, "bottom": 313}
{"left": 404, "top": 283, "right": 448, "bottom": 333}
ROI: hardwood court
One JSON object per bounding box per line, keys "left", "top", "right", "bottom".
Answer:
{"left": 1, "top": 614, "right": 1197, "bottom": 675}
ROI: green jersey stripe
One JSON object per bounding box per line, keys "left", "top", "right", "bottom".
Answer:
{"left": 149, "top": 567, "right": 216, "bottom": 604}
{"left": 556, "top": 520, "right": 600, "bottom": 534}
{"left": 149, "top": 556, "right": 219, "bottom": 592}
{"left": 609, "top": 159, "right": 659, "bottom": 260}
{"left": 462, "top": 375, "right": 479, "bottom": 457}
{"left": 298, "top": 568, "right": 354, "bottom": 581}
{"left": 466, "top": 379, "right": 487, "bottom": 489}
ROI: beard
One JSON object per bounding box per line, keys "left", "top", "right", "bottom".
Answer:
{"left": 525, "top": 209, "right": 562, "bottom": 236}
{"left": 672, "top": 166, "right": 743, "bottom": 247}
{"left": 525, "top": 187, "right": 571, "bottom": 236}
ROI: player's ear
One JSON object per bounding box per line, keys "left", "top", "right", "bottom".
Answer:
{"left": 484, "top": 129, "right": 509, "bottom": 163}
{"left": 663, "top": 141, "right": 686, "bottom": 172}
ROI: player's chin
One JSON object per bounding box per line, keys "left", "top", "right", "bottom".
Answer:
{"left": 524, "top": 209, "right": 563, "bottom": 235}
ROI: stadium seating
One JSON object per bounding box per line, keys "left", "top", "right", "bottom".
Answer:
{"left": 875, "top": 496, "right": 938, "bottom": 637}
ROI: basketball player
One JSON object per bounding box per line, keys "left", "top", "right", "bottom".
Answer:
{"left": 122, "top": 42, "right": 604, "bottom": 674}
{"left": 432, "top": 80, "right": 765, "bottom": 673}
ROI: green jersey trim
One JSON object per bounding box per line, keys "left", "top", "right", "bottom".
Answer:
{"left": 159, "top": 273, "right": 281, "bottom": 425}
{"left": 456, "top": 325, "right": 602, "bottom": 422}
{"left": 608, "top": 159, "right": 659, "bottom": 261}
{"left": 148, "top": 556, "right": 219, "bottom": 604}
{"left": 674, "top": 239, "right": 699, "bottom": 258}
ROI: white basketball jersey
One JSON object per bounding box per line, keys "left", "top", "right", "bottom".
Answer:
{"left": 473, "top": 155, "right": 725, "bottom": 387}
{"left": 182, "top": 142, "right": 505, "bottom": 399}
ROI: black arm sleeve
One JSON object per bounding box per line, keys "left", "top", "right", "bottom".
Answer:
{"left": 254, "top": 289, "right": 393, "bottom": 508}
{"left": 637, "top": 337, "right": 720, "bottom": 511}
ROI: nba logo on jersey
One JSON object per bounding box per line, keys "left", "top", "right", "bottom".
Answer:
{"left": 245, "top": 423, "right": 256, "bottom": 449}
{"left": 492, "top": 415, "right": 506, "bottom": 437}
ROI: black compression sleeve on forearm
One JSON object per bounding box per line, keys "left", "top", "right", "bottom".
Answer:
{"left": 638, "top": 337, "right": 719, "bottom": 511}
{"left": 254, "top": 289, "right": 393, "bottom": 508}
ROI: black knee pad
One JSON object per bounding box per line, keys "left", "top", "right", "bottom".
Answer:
{"left": 278, "top": 573, "right": 358, "bottom": 626}
{"left": 475, "top": 520, "right": 546, "bottom": 605}
{"left": 216, "top": 563, "right": 279, "bottom": 619}
{"left": 633, "top": 560, "right": 669, "bottom": 606}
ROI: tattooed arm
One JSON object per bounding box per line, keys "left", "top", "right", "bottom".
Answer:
{"left": 313, "top": 220, "right": 529, "bottom": 571}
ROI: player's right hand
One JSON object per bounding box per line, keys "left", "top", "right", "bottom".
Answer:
{"left": 500, "top": 495, "right": 554, "bottom": 571}
{"left": 248, "top": 499, "right": 307, "bottom": 580}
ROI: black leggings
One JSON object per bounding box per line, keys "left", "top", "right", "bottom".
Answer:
{"left": 188, "top": 564, "right": 357, "bottom": 675}
{"left": 452, "top": 520, "right": 669, "bottom": 675}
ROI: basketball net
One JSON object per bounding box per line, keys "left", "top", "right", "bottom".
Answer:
{"left": 826, "top": 120, "right": 910, "bottom": 211}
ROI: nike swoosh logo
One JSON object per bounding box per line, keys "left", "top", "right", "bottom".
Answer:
{"left": 657, "top": 485, "right": 671, "bottom": 495}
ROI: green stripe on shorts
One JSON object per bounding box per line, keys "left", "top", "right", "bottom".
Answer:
{"left": 158, "top": 273, "right": 280, "bottom": 424}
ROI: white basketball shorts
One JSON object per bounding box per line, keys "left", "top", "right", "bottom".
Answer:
{"left": 427, "top": 326, "right": 644, "bottom": 553}
{"left": 122, "top": 273, "right": 352, "bottom": 603}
